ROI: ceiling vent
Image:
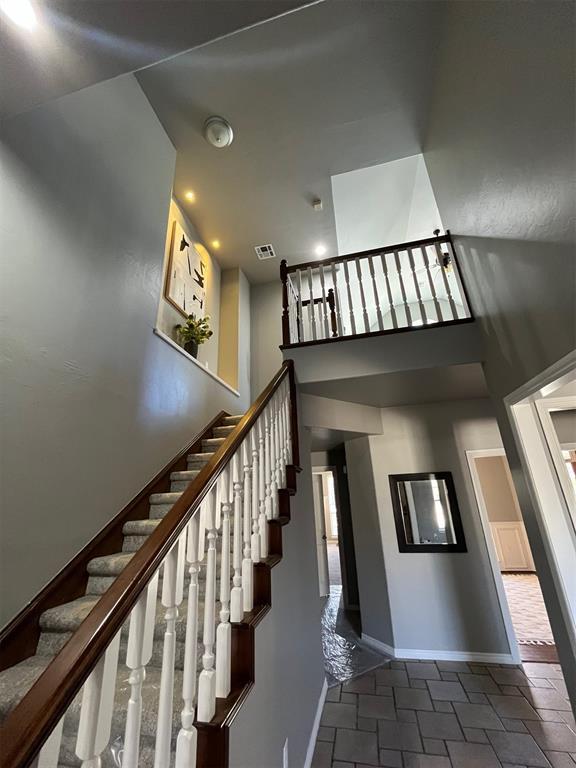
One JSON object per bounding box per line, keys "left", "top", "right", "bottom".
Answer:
{"left": 255, "top": 244, "right": 277, "bottom": 260}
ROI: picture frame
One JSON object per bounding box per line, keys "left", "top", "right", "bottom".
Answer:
{"left": 165, "top": 219, "right": 207, "bottom": 318}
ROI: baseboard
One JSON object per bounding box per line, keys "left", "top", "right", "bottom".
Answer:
{"left": 303, "top": 678, "right": 328, "bottom": 768}
{"left": 361, "top": 634, "right": 516, "bottom": 665}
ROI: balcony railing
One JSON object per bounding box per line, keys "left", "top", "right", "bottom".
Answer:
{"left": 280, "top": 230, "right": 473, "bottom": 347}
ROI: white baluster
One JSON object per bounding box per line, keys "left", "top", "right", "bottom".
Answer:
{"left": 434, "top": 240, "right": 458, "bottom": 320}
{"left": 330, "top": 262, "right": 344, "bottom": 336}
{"left": 368, "top": 255, "right": 384, "bottom": 331}
{"left": 263, "top": 409, "right": 273, "bottom": 524}
{"left": 407, "top": 247, "right": 427, "bottom": 324}
{"left": 250, "top": 429, "right": 261, "bottom": 565}
{"left": 297, "top": 269, "right": 304, "bottom": 342}
{"left": 273, "top": 393, "right": 284, "bottom": 490}
{"left": 230, "top": 454, "right": 244, "bottom": 622}
{"left": 307, "top": 267, "right": 317, "bottom": 340}
{"left": 268, "top": 404, "right": 279, "bottom": 519}
{"left": 241, "top": 441, "right": 253, "bottom": 613}
{"left": 319, "top": 265, "right": 329, "bottom": 338}
{"left": 283, "top": 381, "right": 292, "bottom": 465}
{"left": 123, "top": 573, "right": 159, "bottom": 768}
{"left": 76, "top": 631, "right": 121, "bottom": 768}
{"left": 215, "top": 470, "right": 232, "bottom": 699}
{"left": 355, "top": 258, "right": 370, "bottom": 333}
{"left": 343, "top": 259, "right": 356, "bottom": 334}
{"left": 197, "top": 489, "right": 218, "bottom": 722}
{"left": 37, "top": 716, "right": 64, "bottom": 768}
{"left": 154, "top": 531, "right": 186, "bottom": 768}
{"left": 258, "top": 419, "right": 268, "bottom": 559}
{"left": 380, "top": 251, "right": 398, "bottom": 328}
{"left": 175, "top": 516, "right": 200, "bottom": 768}
{"left": 393, "top": 251, "right": 412, "bottom": 326}
{"left": 422, "top": 246, "right": 443, "bottom": 322}
{"left": 277, "top": 392, "right": 287, "bottom": 487}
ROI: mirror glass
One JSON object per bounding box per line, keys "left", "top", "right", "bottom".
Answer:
{"left": 390, "top": 472, "right": 466, "bottom": 552}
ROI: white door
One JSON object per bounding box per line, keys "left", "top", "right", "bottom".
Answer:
{"left": 313, "top": 473, "right": 330, "bottom": 597}
{"left": 490, "top": 522, "right": 535, "bottom": 571}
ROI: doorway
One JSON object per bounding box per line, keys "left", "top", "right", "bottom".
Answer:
{"left": 468, "top": 449, "right": 557, "bottom": 663}
{"left": 312, "top": 468, "right": 342, "bottom": 596}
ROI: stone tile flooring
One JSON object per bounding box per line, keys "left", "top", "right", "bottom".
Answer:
{"left": 312, "top": 660, "right": 576, "bottom": 768}
{"left": 328, "top": 542, "right": 342, "bottom": 586}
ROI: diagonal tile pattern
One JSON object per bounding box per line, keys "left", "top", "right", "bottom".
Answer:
{"left": 312, "top": 660, "right": 575, "bottom": 768}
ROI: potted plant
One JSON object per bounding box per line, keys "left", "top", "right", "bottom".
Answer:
{"left": 175, "top": 314, "right": 213, "bottom": 359}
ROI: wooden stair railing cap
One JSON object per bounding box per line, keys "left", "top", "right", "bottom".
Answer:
{"left": 0, "top": 359, "right": 298, "bottom": 768}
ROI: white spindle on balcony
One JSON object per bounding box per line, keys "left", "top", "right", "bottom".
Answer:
{"left": 368, "top": 255, "right": 384, "bottom": 331}
{"left": 422, "top": 246, "right": 443, "bottom": 322}
{"left": 343, "top": 259, "right": 356, "bottom": 335}
{"left": 319, "top": 265, "right": 329, "bottom": 338}
{"left": 407, "top": 248, "right": 427, "bottom": 324}
{"left": 330, "top": 262, "right": 343, "bottom": 336}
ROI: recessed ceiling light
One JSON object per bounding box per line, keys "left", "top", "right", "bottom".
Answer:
{"left": 0, "top": 0, "right": 37, "bottom": 29}
{"left": 211, "top": 240, "right": 221, "bottom": 249}
{"left": 314, "top": 244, "right": 327, "bottom": 257}
{"left": 185, "top": 190, "right": 196, "bottom": 203}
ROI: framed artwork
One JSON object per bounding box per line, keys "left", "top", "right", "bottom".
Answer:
{"left": 165, "top": 220, "right": 207, "bottom": 318}
{"left": 389, "top": 471, "right": 467, "bottom": 553}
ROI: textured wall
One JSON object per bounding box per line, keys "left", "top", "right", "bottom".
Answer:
{"left": 0, "top": 74, "right": 249, "bottom": 626}
{"left": 424, "top": 0, "right": 575, "bottom": 698}
{"left": 347, "top": 400, "right": 511, "bottom": 657}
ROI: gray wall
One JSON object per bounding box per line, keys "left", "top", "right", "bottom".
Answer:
{"left": 228, "top": 426, "right": 325, "bottom": 768}
{"left": 551, "top": 409, "right": 576, "bottom": 448}
{"left": 250, "top": 280, "right": 283, "bottom": 399}
{"left": 346, "top": 400, "right": 511, "bottom": 656}
{"left": 0, "top": 74, "right": 249, "bottom": 626}
{"left": 424, "top": 0, "right": 575, "bottom": 694}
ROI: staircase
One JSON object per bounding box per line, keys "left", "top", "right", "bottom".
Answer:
{"left": 0, "top": 362, "right": 300, "bottom": 768}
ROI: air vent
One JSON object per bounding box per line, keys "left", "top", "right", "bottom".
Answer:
{"left": 255, "top": 244, "right": 276, "bottom": 260}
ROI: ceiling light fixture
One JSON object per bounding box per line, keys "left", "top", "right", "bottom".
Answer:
{"left": 185, "top": 190, "right": 196, "bottom": 203}
{"left": 0, "top": 0, "right": 37, "bottom": 29}
{"left": 203, "top": 116, "right": 234, "bottom": 148}
{"left": 211, "top": 240, "right": 221, "bottom": 250}
{"left": 314, "top": 244, "right": 327, "bottom": 257}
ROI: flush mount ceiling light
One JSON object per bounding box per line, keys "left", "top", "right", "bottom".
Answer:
{"left": 203, "top": 116, "right": 234, "bottom": 148}
{"left": 314, "top": 243, "right": 327, "bottom": 257}
{"left": 184, "top": 190, "right": 196, "bottom": 203}
{"left": 0, "top": 0, "right": 37, "bottom": 29}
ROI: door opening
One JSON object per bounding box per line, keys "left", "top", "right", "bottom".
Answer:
{"left": 467, "top": 449, "right": 556, "bottom": 663}
{"left": 312, "top": 468, "right": 342, "bottom": 596}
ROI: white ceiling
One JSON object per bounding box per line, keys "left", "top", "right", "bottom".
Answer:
{"left": 136, "top": 0, "right": 445, "bottom": 282}
{"left": 301, "top": 363, "right": 489, "bottom": 408}
{"left": 0, "top": 0, "right": 312, "bottom": 119}
{"left": 332, "top": 153, "right": 443, "bottom": 255}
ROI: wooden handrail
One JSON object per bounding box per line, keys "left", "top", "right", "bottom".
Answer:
{"left": 0, "top": 360, "right": 298, "bottom": 768}
{"left": 284, "top": 233, "right": 450, "bottom": 274}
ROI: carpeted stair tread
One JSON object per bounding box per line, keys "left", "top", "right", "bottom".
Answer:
{"left": 149, "top": 491, "right": 182, "bottom": 505}
{"left": 212, "top": 425, "right": 236, "bottom": 438}
{"left": 122, "top": 519, "right": 161, "bottom": 536}
{"left": 170, "top": 470, "right": 200, "bottom": 481}
{"left": 40, "top": 595, "right": 101, "bottom": 633}
{"left": 201, "top": 438, "right": 226, "bottom": 452}
{"left": 87, "top": 552, "right": 134, "bottom": 576}
{"left": 221, "top": 415, "right": 243, "bottom": 426}
{"left": 0, "top": 655, "right": 52, "bottom": 721}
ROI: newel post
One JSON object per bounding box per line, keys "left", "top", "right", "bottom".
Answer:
{"left": 280, "top": 259, "right": 290, "bottom": 345}
{"left": 286, "top": 360, "right": 301, "bottom": 470}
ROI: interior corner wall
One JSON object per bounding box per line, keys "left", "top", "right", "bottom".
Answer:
{"left": 250, "top": 280, "right": 283, "bottom": 399}
{"left": 348, "top": 400, "right": 512, "bottom": 658}
{"left": 423, "top": 0, "right": 576, "bottom": 690}
{"left": 228, "top": 426, "right": 324, "bottom": 768}
{"left": 217, "top": 267, "right": 251, "bottom": 395}
{"left": 0, "top": 73, "right": 249, "bottom": 627}
{"left": 156, "top": 198, "right": 221, "bottom": 373}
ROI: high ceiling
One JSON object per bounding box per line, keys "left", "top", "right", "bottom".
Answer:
{"left": 0, "top": 0, "right": 313, "bottom": 119}
{"left": 137, "top": 0, "right": 444, "bottom": 282}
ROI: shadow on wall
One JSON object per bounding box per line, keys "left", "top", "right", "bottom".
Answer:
{"left": 453, "top": 236, "right": 575, "bottom": 397}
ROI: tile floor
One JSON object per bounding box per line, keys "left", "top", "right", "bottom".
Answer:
{"left": 328, "top": 542, "right": 342, "bottom": 586}
{"left": 312, "top": 660, "right": 576, "bottom": 768}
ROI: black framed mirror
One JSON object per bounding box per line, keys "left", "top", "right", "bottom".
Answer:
{"left": 389, "top": 472, "right": 467, "bottom": 552}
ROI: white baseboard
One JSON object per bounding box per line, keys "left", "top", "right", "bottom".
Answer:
{"left": 303, "top": 678, "right": 328, "bottom": 768}
{"left": 361, "top": 634, "right": 516, "bottom": 665}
